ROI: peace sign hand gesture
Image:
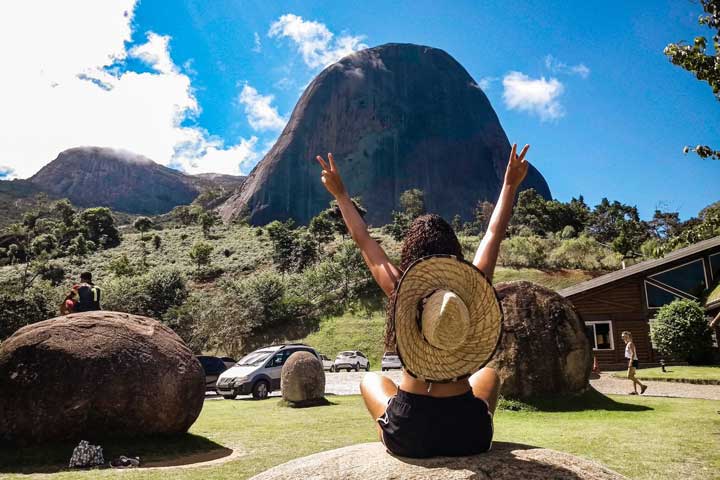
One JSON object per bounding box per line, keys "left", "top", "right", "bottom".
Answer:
{"left": 316, "top": 153, "right": 347, "bottom": 198}
{"left": 504, "top": 143, "right": 530, "bottom": 189}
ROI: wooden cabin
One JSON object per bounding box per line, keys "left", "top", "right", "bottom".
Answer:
{"left": 559, "top": 236, "right": 720, "bottom": 369}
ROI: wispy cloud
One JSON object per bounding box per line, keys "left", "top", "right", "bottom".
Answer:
{"left": 502, "top": 71, "right": 564, "bottom": 121}
{"left": 476, "top": 76, "right": 497, "bottom": 91}
{"left": 268, "top": 14, "right": 368, "bottom": 69}
{"left": 129, "top": 32, "right": 176, "bottom": 74}
{"left": 252, "top": 32, "right": 262, "bottom": 53}
{"left": 544, "top": 55, "right": 590, "bottom": 79}
{"left": 238, "top": 83, "right": 287, "bottom": 132}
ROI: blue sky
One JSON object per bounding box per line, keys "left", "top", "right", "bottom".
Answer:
{"left": 1, "top": 0, "right": 718, "bottom": 221}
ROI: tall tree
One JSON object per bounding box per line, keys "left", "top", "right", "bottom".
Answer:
{"left": 664, "top": 0, "right": 720, "bottom": 160}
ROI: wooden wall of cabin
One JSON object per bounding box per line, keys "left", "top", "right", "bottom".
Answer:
{"left": 566, "top": 276, "right": 655, "bottom": 366}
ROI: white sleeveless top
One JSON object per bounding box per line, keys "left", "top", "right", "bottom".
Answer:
{"left": 625, "top": 342, "right": 638, "bottom": 360}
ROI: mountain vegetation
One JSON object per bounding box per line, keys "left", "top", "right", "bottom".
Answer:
{"left": 2, "top": 188, "right": 718, "bottom": 357}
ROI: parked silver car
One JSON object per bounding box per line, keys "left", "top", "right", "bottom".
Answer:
{"left": 381, "top": 352, "right": 402, "bottom": 371}
{"left": 319, "top": 354, "right": 334, "bottom": 371}
{"left": 216, "top": 344, "right": 321, "bottom": 400}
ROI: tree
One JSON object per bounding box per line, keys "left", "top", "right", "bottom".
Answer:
{"left": 79, "top": 208, "right": 120, "bottom": 248}
{"left": 451, "top": 214, "right": 462, "bottom": 233}
{"left": 587, "top": 198, "right": 649, "bottom": 257}
{"left": 473, "top": 200, "right": 495, "bottom": 234}
{"left": 292, "top": 228, "right": 319, "bottom": 272}
{"left": 53, "top": 199, "right": 76, "bottom": 227}
{"left": 399, "top": 189, "right": 426, "bottom": 219}
{"left": 198, "top": 211, "right": 219, "bottom": 238}
{"left": 152, "top": 234, "right": 162, "bottom": 250}
{"left": 383, "top": 189, "right": 426, "bottom": 241}
{"left": 665, "top": 0, "right": 720, "bottom": 160}
{"left": 324, "top": 198, "right": 367, "bottom": 237}
{"left": 650, "top": 299, "right": 714, "bottom": 364}
{"left": 109, "top": 253, "right": 135, "bottom": 277}
{"left": 266, "top": 220, "right": 297, "bottom": 273}
{"left": 134, "top": 216, "right": 153, "bottom": 240}
{"left": 308, "top": 211, "right": 336, "bottom": 246}
{"left": 189, "top": 242, "right": 213, "bottom": 270}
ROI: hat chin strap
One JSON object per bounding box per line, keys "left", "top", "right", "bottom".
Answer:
{"left": 421, "top": 290, "right": 470, "bottom": 351}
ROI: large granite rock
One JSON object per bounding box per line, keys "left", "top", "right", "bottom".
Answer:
{"left": 0, "top": 311, "right": 205, "bottom": 446}
{"left": 281, "top": 351, "right": 326, "bottom": 405}
{"left": 219, "top": 43, "right": 551, "bottom": 226}
{"left": 489, "top": 281, "right": 592, "bottom": 399}
{"left": 249, "top": 442, "right": 627, "bottom": 480}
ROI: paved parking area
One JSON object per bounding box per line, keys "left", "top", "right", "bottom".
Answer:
{"left": 206, "top": 370, "right": 720, "bottom": 401}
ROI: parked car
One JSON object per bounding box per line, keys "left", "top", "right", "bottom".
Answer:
{"left": 319, "top": 354, "right": 334, "bottom": 371}
{"left": 216, "top": 344, "right": 321, "bottom": 400}
{"left": 381, "top": 352, "right": 402, "bottom": 371}
{"left": 334, "top": 350, "right": 370, "bottom": 372}
{"left": 197, "top": 355, "right": 228, "bottom": 390}
{"left": 220, "top": 357, "right": 237, "bottom": 369}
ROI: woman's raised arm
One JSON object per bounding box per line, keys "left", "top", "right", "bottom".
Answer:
{"left": 316, "top": 153, "right": 401, "bottom": 297}
{"left": 473, "top": 144, "right": 530, "bottom": 282}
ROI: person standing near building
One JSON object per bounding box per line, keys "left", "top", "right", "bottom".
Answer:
{"left": 621, "top": 331, "right": 647, "bottom": 395}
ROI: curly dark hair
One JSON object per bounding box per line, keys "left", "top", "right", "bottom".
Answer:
{"left": 385, "top": 214, "right": 463, "bottom": 352}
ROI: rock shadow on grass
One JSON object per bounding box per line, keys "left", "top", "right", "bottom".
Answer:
{"left": 278, "top": 397, "right": 336, "bottom": 408}
{"left": 0, "top": 433, "right": 232, "bottom": 474}
{"left": 504, "top": 388, "right": 653, "bottom": 413}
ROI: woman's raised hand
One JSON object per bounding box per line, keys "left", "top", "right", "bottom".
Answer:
{"left": 316, "top": 153, "right": 347, "bottom": 198}
{"left": 504, "top": 143, "right": 530, "bottom": 189}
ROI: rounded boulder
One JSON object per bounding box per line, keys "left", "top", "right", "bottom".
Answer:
{"left": 249, "top": 442, "right": 627, "bottom": 480}
{"left": 0, "top": 311, "right": 205, "bottom": 446}
{"left": 280, "top": 351, "right": 325, "bottom": 404}
{"left": 488, "top": 281, "right": 591, "bottom": 399}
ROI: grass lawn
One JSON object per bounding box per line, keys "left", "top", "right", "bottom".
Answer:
{"left": 611, "top": 365, "right": 720, "bottom": 384}
{"left": 1, "top": 391, "right": 718, "bottom": 480}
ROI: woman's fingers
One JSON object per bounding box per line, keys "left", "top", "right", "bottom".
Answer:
{"left": 518, "top": 144, "right": 530, "bottom": 162}
{"left": 316, "top": 155, "right": 329, "bottom": 171}
{"left": 328, "top": 152, "right": 337, "bottom": 172}
{"left": 510, "top": 143, "right": 517, "bottom": 163}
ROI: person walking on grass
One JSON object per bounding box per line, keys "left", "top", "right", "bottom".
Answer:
{"left": 622, "top": 331, "right": 647, "bottom": 395}
{"left": 315, "top": 144, "right": 530, "bottom": 458}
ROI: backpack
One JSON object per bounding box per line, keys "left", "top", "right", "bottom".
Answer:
{"left": 76, "top": 283, "right": 101, "bottom": 312}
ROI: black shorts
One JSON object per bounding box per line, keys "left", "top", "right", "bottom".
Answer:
{"left": 631, "top": 359, "right": 639, "bottom": 368}
{"left": 377, "top": 389, "right": 493, "bottom": 458}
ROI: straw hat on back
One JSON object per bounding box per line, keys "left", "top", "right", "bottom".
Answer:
{"left": 393, "top": 254, "right": 502, "bottom": 383}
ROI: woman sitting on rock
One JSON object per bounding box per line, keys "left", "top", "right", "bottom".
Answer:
{"left": 315, "top": 143, "right": 530, "bottom": 458}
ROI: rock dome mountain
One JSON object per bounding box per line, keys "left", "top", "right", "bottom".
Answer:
{"left": 28, "top": 147, "right": 244, "bottom": 215}
{"left": 219, "top": 43, "right": 551, "bottom": 226}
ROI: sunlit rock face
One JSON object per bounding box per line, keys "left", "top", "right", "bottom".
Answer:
{"left": 220, "top": 43, "right": 551, "bottom": 226}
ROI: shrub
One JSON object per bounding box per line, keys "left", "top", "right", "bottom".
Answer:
{"left": 103, "top": 267, "right": 188, "bottom": 319}
{"left": 189, "top": 242, "right": 213, "bottom": 270}
{"left": 0, "top": 284, "right": 55, "bottom": 341}
{"left": 108, "top": 253, "right": 135, "bottom": 277}
{"left": 38, "top": 262, "right": 65, "bottom": 285}
{"left": 498, "top": 236, "right": 547, "bottom": 268}
{"left": 548, "top": 235, "right": 606, "bottom": 270}
{"left": 650, "top": 299, "right": 714, "bottom": 364}
{"left": 152, "top": 234, "right": 162, "bottom": 250}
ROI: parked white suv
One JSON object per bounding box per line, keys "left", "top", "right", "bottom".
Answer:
{"left": 333, "top": 350, "right": 370, "bottom": 372}
{"left": 381, "top": 352, "right": 402, "bottom": 371}
{"left": 216, "top": 344, "right": 321, "bottom": 400}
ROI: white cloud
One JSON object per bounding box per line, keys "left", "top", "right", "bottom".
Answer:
{"left": 544, "top": 55, "right": 590, "bottom": 79}
{"left": 0, "top": 0, "right": 257, "bottom": 179}
{"left": 0, "top": 166, "right": 14, "bottom": 179}
{"left": 252, "top": 32, "right": 262, "bottom": 53}
{"left": 129, "top": 32, "right": 176, "bottom": 74}
{"left": 476, "top": 76, "right": 497, "bottom": 91}
{"left": 268, "top": 14, "right": 368, "bottom": 69}
{"left": 502, "top": 71, "right": 565, "bottom": 121}
{"left": 238, "top": 84, "right": 287, "bottom": 132}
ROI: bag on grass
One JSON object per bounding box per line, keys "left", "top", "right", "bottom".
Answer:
{"left": 69, "top": 440, "right": 104, "bottom": 468}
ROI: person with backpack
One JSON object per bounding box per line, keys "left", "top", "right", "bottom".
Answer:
{"left": 61, "top": 272, "right": 101, "bottom": 314}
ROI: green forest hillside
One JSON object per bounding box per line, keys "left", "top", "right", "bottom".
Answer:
{"left": 1, "top": 190, "right": 718, "bottom": 358}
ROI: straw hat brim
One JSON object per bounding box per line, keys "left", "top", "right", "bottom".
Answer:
{"left": 393, "top": 254, "right": 503, "bottom": 383}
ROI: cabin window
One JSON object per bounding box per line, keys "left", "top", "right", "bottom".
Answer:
{"left": 644, "top": 282, "right": 681, "bottom": 309}
{"left": 648, "top": 259, "right": 707, "bottom": 298}
{"left": 710, "top": 253, "right": 720, "bottom": 281}
{"left": 584, "top": 321, "right": 614, "bottom": 350}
